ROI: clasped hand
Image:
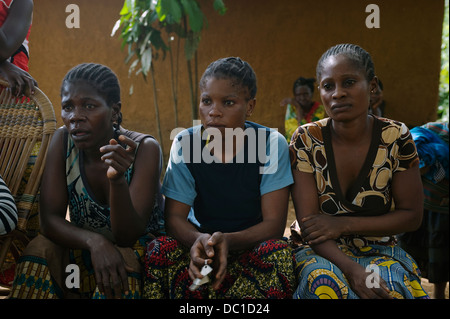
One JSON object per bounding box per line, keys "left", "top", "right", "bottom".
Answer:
{"left": 189, "top": 232, "right": 228, "bottom": 291}
{"left": 300, "top": 214, "right": 345, "bottom": 245}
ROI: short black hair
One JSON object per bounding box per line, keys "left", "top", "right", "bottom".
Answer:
{"left": 61, "top": 63, "right": 122, "bottom": 124}
{"left": 293, "top": 77, "right": 316, "bottom": 95}
{"left": 316, "top": 44, "right": 375, "bottom": 82}
{"left": 199, "top": 57, "right": 257, "bottom": 100}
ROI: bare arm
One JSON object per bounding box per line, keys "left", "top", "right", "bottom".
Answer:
{"left": 343, "top": 164, "right": 423, "bottom": 236}
{"left": 0, "top": 0, "right": 36, "bottom": 96}
{"left": 0, "top": 0, "right": 33, "bottom": 61}
{"left": 300, "top": 163, "right": 424, "bottom": 245}
{"left": 40, "top": 128, "right": 88, "bottom": 246}
{"left": 39, "top": 128, "right": 135, "bottom": 298}
{"left": 103, "top": 136, "right": 162, "bottom": 247}
{"left": 291, "top": 168, "right": 391, "bottom": 298}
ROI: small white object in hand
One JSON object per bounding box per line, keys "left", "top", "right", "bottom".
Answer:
{"left": 189, "top": 261, "right": 213, "bottom": 291}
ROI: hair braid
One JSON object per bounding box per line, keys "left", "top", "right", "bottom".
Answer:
{"left": 316, "top": 44, "right": 375, "bottom": 82}
{"left": 61, "top": 63, "right": 122, "bottom": 125}
{"left": 199, "top": 57, "right": 257, "bottom": 100}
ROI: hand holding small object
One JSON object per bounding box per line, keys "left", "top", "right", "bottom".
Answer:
{"left": 189, "top": 260, "right": 213, "bottom": 291}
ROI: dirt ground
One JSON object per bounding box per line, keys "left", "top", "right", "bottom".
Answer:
{"left": 284, "top": 199, "right": 449, "bottom": 299}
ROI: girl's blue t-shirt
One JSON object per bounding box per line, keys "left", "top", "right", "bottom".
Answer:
{"left": 162, "top": 121, "right": 293, "bottom": 233}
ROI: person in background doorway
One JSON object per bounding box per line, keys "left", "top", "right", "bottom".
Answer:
{"left": 281, "top": 76, "right": 325, "bottom": 142}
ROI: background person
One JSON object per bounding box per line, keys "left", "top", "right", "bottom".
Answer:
{"left": 399, "top": 121, "right": 449, "bottom": 299}
{"left": 281, "top": 76, "right": 325, "bottom": 142}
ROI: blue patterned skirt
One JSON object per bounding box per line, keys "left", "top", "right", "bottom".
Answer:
{"left": 293, "top": 244, "right": 430, "bottom": 299}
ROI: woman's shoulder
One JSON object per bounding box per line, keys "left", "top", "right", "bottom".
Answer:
{"left": 291, "top": 118, "right": 329, "bottom": 145}
{"left": 374, "top": 116, "right": 412, "bottom": 143}
{"left": 50, "top": 126, "right": 69, "bottom": 148}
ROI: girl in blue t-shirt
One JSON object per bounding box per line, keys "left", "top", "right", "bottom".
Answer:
{"left": 144, "top": 57, "right": 295, "bottom": 299}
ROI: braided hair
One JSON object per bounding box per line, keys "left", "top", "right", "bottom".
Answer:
{"left": 316, "top": 44, "right": 376, "bottom": 82}
{"left": 199, "top": 57, "right": 257, "bottom": 100}
{"left": 293, "top": 77, "right": 316, "bottom": 95}
{"left": 61, "top": 63, "right": 122, "bottom": 126}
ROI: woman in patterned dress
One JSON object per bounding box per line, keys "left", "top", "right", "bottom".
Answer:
{"left": 9, "top": 63, "right": 164, "bottom": 299}
{"left": 281, "top": 77, "right": 325, "bottom": 142}
{"left": 290, "top": 44, "right": 429, "bottom": 299}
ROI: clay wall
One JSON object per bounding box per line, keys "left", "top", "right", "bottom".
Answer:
{"left": 29, "top": 0, "right": 445, "bottom": 156}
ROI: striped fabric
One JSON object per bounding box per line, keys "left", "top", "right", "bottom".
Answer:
{"left": 0, "top": 174, "right": 18, "bottom": 235}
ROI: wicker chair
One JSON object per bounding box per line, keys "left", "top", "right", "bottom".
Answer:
{"left": 0, "top": 79, "right": 56, "bottom": 289}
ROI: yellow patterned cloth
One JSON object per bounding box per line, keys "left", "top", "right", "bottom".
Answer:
{"left": 293, "top": 244, "right": 429, "bottom": 299}
{"left": 8, "top": 234, "right": 150, "bottom": 299}
{"left": 290, "top": 115, "right": 429, "bottom": 299}
{"left": 284, "top": 101, "right": 325, "bottom": 142}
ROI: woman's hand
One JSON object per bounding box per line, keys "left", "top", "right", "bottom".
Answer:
{"left": 300, "top": 214, "right": 346, "bottom": 245}
{"left": 100, "top": 135, "right": 137, "bottom": 181}
{"left": 343, "top": 262, "right": 392, "bottom": 299}
{"left": 189, "top": 232, "right": 229, "bottom": 290}
{"left": 88, "top": 235, "right": 133, "bottom": 299}
{"left": 0, "top": 60, "right": 37, "bottom": 97}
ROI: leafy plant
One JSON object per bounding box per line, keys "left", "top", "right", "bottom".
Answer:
{"left": 112, "top": 0, "right": 227, "bottom": 154}
{"left": 438, "top": 0, "right": 449, "bottom": 122}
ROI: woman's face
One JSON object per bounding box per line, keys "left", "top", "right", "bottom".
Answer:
{"left": 294, "top": 85, "right": 313, "bottom": 108}
{"left": 199, "top": 77, "right": 255, "bottom": 136}
{"left": 61, "top": 80, "right": 119, "bottom": 149}
{"left": 318, "top": 54, "right": 377, "bottom": 122}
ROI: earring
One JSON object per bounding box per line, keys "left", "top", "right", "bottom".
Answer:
{"left": 113, "top": 121, "right": 121, "bottom": 138}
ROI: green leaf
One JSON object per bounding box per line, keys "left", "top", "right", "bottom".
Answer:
{"left": 213, "top": 0, "right": 227, "bottom": 15}
{"left": 119, "top": 0, "right": 131, "bottom": 16}
{"left": 157, "top": 0, "right": 183, "bottom": 23}
{"left": 184, "top": 32, "right": 200, "bottom": 60}
{"left": 141, "top": 47, "right": 153, "bottom": 77}
{"left": 180, "top": 0, "right": 204, "bottom": 32}
{"left": 155, "top": 0, "right": 166, "bottom": 22}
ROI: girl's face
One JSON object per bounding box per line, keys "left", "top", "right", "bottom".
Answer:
{"left": 199, "top": 77, "right": 255, "bottom": 135}
{"left": 294, "top": 85, "right": 313, "bottom": 108}
{"left": 318, "top": 54, "right": 377, "bottom": 122}
{"left": 61, "top": 80, "right": 119, "bottom": 149}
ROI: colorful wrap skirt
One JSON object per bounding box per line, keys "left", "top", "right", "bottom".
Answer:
{"left": 143, "top": 236, "right": 296, "bottom": 299}
{"left": 8, "top": 234, "right": 152, "bottom": 299}
{"left": 293, "top": 244, "right": 430, "bottom": 299}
